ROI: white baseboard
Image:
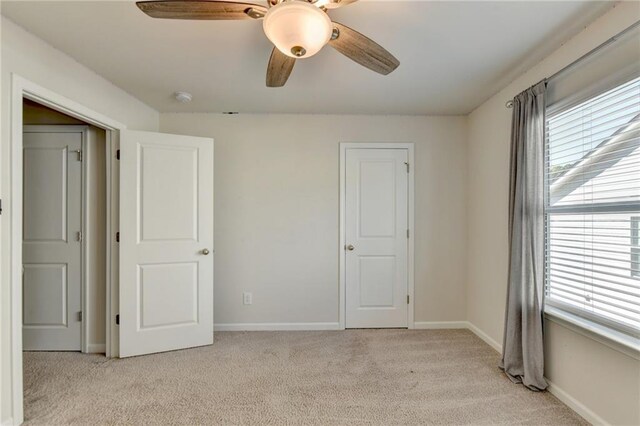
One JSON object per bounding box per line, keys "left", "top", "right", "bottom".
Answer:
{"left": 466, "top": 321, "right": 502, "bottom": 353}
{"left": 86, "top": 344, "right": 106, "bottom": 354}
{"left": 214, "top": 322, "right": 341, "bottom": 331}
{"left": 1, "top": 418, "right": 15, "bottom": 426}
{"left": 547, "top": 380, "right": 609, "bottom": 426}
{"left": 413, "top": 321, "right": 468, "bottom": 329}
{"left": 215, "top": 321, "right": 471, "bottom": 331}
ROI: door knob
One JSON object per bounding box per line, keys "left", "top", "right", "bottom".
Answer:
{"left": 346, "top": 244, "right": 355, "bottom": 251}
{"left": 202, "top": 248, "right": 210, "bottom": 255}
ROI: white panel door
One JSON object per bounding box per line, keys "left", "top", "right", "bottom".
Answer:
{"left": 345, "top": 148, "right": 408, "bottom": 328}
{"left": 119, "top": 130, "right": 214, "bottom": 357}
{"left": 23, "top": 130, "right": 83, "bottom": 350}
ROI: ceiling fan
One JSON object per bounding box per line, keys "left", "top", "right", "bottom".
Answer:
{"left": 136, "top": 0, "right": 400, "bottom": 87}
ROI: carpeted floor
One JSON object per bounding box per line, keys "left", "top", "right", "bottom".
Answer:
{"left": 23, "top": 329, "right": 586, "bottom": 425}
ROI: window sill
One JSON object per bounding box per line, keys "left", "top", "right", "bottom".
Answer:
{"left": 544, "top": 306, "right": 640, "bottom": 360}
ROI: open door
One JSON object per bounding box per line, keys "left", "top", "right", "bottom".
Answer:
{"left": 119, "top": 130, "right": 214, "bottom": 357}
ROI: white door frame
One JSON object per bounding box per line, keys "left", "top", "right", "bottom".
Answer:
{"left": 7, "top": 74, "right": 126, "bottom": 425}
{"left": 339, "top": 142, "right": 415, "bottom": 330}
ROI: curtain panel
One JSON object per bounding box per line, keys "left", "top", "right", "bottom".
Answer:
{"left": 500, "top": 80, "right": 548, "bottom": 391}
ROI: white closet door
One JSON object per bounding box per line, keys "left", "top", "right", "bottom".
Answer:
{"left": 23, "top": 129, "right": 83, "bottom": 350}
{"left": 345, "top": 148, "right": 408, "bottom": 328}
{"left": 119, "top": 130, "right": 214, "bottom": 357}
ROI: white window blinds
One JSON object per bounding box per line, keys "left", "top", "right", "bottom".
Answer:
{"left": 545, "top": 76, "right": 640, "bottom": 336}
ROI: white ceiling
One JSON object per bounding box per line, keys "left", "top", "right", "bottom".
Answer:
{"left": 2, "top": 1, "right": 613, "bottom": 114}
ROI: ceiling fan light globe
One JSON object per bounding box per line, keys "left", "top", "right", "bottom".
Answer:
{"left": 263, "top": 1, "right": 332, "bottom": 59}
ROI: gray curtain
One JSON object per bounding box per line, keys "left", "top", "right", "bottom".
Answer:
{"left": 500, "top": 80, "right": 548, "bottom": 391}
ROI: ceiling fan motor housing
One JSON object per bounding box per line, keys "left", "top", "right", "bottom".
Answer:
{"left": 263, "top": 0, "right": 333, "bottom": 59}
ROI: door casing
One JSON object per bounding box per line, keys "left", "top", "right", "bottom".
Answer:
{"left": 339, "top": 142, "right": 415, "bottom": 330}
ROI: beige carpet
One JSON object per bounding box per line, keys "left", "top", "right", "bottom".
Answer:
{"left": 23, "top": 329, "right": 586, "bottom": 425}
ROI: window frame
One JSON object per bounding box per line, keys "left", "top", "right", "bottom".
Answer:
{"left": 543, "top": 79, "right": 640, "bottom": 342}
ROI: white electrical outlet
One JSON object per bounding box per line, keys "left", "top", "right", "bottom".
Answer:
{"left": 243, "top": 292, "right": 252, "bottom": 305}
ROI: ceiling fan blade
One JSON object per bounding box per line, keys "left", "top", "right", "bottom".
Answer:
{"left": 322, "top": 0, "right": 358, "bottom": 10}
{"left": 266, "top": 47, "right": 296, "bottom": 87}
{"left": 136, "top": 1, "right": 268, "bottom": 20}
{"left": 328, "top": 22, "right": 399, "bottom": 75}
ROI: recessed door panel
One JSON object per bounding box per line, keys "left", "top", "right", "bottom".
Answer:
{"left": 359, "top": 256, "right": 396, "bottom": 307}
{"left": 138, "top": 263, "right": 198, "bottom": 329}
{"left": 359, "top": 161, "right": 396, "bottom": 238}
{"left": 23, "top": 264, "right": 67, "bottom": 327}
{"left": 140, "top": 145, "right": 198, "bottom": 242}
{"left": 23, "top": 146, "right": 67, "bottom": 242}
{"left": 346, "top": 148, "right": 408, "bottom": 328}
{"left": 120, "top": 130, "right": 213, "bottom": 358}
{"left": 23, "top": 128, "right": 83, "bottom": 351}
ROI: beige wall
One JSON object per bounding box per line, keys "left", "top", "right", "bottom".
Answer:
{"left": 544, "top": 320, "right": 640, "bottom": 426}
{"left": 1, "top": 17, "right": 159, "bottom": 424}
{"left": 161, "top": 114, "right": 468, "bottom": 327}
{"left": 466, "top": 2, "right": 640, "bottom": 425}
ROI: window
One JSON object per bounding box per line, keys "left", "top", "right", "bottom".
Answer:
{"left": 545, "top": 76, "right": 640, "bottom": 337}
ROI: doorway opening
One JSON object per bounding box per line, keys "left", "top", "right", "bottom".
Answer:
{"left": 8, "top": 76, "right": 124, "bottom": 425}
{"left": 22, "top": 100, "right": 108, "bottom": 354}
